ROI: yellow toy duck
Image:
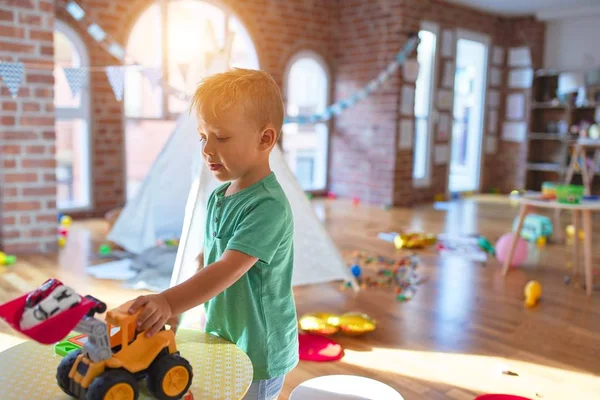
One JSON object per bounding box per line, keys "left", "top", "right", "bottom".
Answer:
{"left": 524, "top": 280, "right": 542, "bottom": 308}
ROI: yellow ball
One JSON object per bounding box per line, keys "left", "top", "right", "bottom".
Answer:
{"left": 0, "top": 251, "right": 6, "bottom": 265}
{"left": 566, "top": 225, "right": 575, "bottom": 238}
{"left": 524, "top": 280, "right": 542, "bottom": 308}
{"left": 60, "top": 215, "right": 72, "bottom": 227}
{"left": 536, "top": 237, "right": 547, "bottom": 247}
{"left": 58, "top": 237, "right": 67, "bottom": 248}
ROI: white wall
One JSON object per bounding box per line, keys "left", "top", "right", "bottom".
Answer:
{"left": 544, "top": 15, "right": 600, "bottom": 71}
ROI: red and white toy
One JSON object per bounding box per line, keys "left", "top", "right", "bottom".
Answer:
{"left": 20, "top": 279, "right": 82, "bottom": 330}
{"left": 0, "top": 278, "right": 106, "bottom": 345}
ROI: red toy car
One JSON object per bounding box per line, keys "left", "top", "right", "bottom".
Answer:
{"left": 25, "top": 278, "right": 64, "bottom": 308}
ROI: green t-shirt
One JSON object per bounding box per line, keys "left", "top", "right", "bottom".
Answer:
{"left": 202, "top": 172, "right": 299, "bottom": 380}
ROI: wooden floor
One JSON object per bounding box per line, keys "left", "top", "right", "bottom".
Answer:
{"left": 1, "top": 195, "right": 600, "bottom": 399}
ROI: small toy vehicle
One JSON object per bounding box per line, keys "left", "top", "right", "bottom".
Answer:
{"left": 57, "top": 301, "right": 193, "bottom": 400}
{"left": 25, "top": 278, "right": 64, "bottom": 308}
{"left": 20, "top": 284, "right": 81, "bottom": 330}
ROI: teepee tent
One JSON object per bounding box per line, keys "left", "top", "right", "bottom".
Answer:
{"left": 107, "top": 110, "right": 357, "bottom": 290}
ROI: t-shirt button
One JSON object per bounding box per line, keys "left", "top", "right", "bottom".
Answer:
{"left": 216, "top": 201, "right": 221, "bottom": 207}
{"left": 212, "top": 231, "right": 217, "bottom": 237}
{"left": 214, "top": 217, "right": 219, "bottom": 223}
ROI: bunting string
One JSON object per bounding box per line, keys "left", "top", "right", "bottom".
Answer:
{"left": 0, "top": 0, "right": 419, "bottom": 122}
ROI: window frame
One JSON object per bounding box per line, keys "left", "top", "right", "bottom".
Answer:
{"left": 412, "top": 21, "right": 440, "bottom": 188}
{"left": 282, "top": 50, "right": 332, "bottom": 195}
{"left": 54, "top": 19, "right": 94, "bottom": 212}
{"left": 124, "top": 1, "right": 260, "bottom": 122}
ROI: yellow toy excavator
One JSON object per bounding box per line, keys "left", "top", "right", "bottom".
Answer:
{"left": 56, "top": 300, "right": 193, "bottom": 400}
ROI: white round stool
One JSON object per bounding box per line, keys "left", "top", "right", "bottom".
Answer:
{"left": 289, "top": 375, "right": 404, "bottom": 400}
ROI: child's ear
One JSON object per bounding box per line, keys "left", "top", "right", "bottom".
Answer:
{"left": 258, "top": 126, "right": 277, "bottom": 151}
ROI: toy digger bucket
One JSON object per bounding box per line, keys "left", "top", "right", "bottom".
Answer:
{"left": 0, "top": 294, "right": 100, "bottom": 345}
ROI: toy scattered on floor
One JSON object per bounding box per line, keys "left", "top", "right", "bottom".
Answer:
{"left": 98, "top": 243, "right": 112, "bottom": 256}
{"left": 393, "top": 232, "right": 437, "bottom": 249}
{"left": 524, "top": 280, "right": 542, "bottom": 308}
{"left": 299, "top": 332, "right": 344, "bottom": 362}
{"left": 59, "top": 214, "right": 72, "bottom": 227}
{"left": 57, "top": 214, "right": 72, "bottom": 248}
{"left": 0, "top": 251, "right": 16, "bottom": 266}
{"left": 477, "top": 236, "right": 495, "bottom": 255}
{"left": 0, "top": 278, "right": 193, "bottom": 400}
{"left": 495, "top": 233, "right": 528, "bottom": 267}
{"left": 299, "top": 312, "right": 376, "bottom": 336}
{"left": 341, "top": 251, "right": 423, "bottom": 301}
{"left": 298, "top": 313, "right": 339, "bottom": 335}
{"left": 352, "top": 197, "right": 360, "bottom": 206}
{"left": 157, "top": 238, "right": 180, "bottom": 247}
{"left": 436, "top": 234, "right": 495, "bottom": 263}
{"left": 566, "top": 224, "right": 584, "bottom": 240}
{"left": 327, "top": 191, "right": 337, "bottom": 199}
{"left": 513, "top": 214, "right": 552, "bottom": 242}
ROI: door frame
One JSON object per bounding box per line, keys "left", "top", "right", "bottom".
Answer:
{"left": 447, "top": 28, "right": 491, "bottom": 195}
{"left": 413, "top": 21, "right": 440, "bottom": 189}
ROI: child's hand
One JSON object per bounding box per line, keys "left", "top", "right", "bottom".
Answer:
{"left": 128, "top": 293, "right": 172, "bottom": 337}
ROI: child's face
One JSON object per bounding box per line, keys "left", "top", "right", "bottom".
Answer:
{"left": 197, "top": 108, "right": 269, "bottom": 183}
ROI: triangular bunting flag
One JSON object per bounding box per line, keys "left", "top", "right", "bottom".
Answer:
{"left": 0, "top": 61, "right": 24, "bottom": 98}
{"left": 63, "top": 67, "right": 87, "bottom": 98}
{"left": 105, "top": 65, "right": 125, "bottom": 101}
{"left": 143, "top": 67, "right": 162, "bottom": 91}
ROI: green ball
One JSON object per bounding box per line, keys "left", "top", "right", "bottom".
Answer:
{"left": 99, "top": 244, "right": 111, "bottom": 255}
{"left": 4, "top": 255, "right": 16, "bottom": 265}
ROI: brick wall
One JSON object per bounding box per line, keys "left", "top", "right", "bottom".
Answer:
{"left": 0, "top": 0, "right": 548, "bottom": 253}
{"left": 0, "top": 0, "right": 57, "bottom": 253}
{"left": 332, "top": 0, "right": 407, "bottom": 206}
{"left": 58, "top": 0, "right": 545, "bottom": 211}
{"left": 55, "top": 0, "right": 337, "bottom": 218}
{"left": 55, "top": 1, "right": 127, "bottom": 219}
{"left": 332, "top": 0, "right": 546, "bottom": 205}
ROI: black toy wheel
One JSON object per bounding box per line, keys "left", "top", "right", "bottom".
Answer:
{"left": 56, "top": 349, "right": 81, "bottom": 397}
{"left": 146, "top": 353, "right": 193, "bottom": 400}
{"left": 86, "top": 369, "right": 139, "bottom": 400}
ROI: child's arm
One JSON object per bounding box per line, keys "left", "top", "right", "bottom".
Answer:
{"left": 128, "top": 248, "right": 257, "bottom": 336}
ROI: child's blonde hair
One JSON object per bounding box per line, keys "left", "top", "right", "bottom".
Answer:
{"left": 190, "top": 68, "right": 284, "bottom": 135}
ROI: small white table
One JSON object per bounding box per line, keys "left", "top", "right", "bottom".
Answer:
{"left": 505, "top": 193, "right": 600, "bottom": 295}
{"left": 290, "top": 375, "right": 404, "bottom": 400}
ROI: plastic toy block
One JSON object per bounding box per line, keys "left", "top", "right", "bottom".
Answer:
{"left": 54, "top": 340, "right": 82, "bottom": 357}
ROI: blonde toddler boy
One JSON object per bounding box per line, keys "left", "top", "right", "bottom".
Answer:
{"left": 127, "top": 68, "right": 299, "bottom": 399}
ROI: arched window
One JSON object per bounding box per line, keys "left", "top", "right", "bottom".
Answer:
{"left": 54, "top": 20, "right": 92, "bottom": 210}
{"left": 124, "top": 0, "right": 259, "bottom": 199}
{"left": 283, "top": 52, "right": 330, "bottom": 192}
